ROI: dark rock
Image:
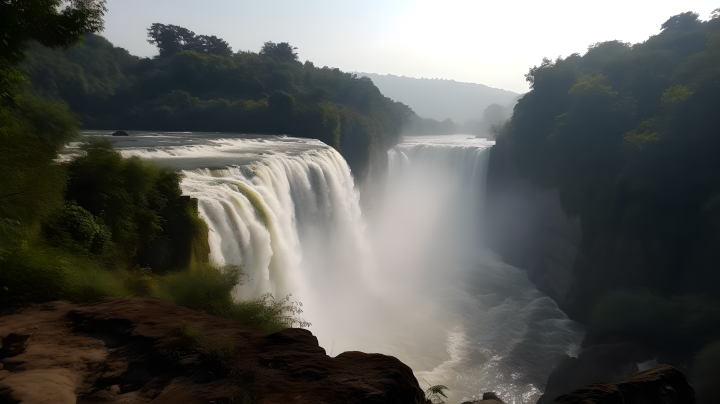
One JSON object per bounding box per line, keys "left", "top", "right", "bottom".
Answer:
{"left": 111, "top": 130, "right": 129, "bottom": 136}
{"left": 0, "top": 298, "right": 425, "bottom": 404}
{"left": 461, "top": 392, "right": 506, "bottom": 404}
{"left": 538, "top": 342, "right": 654, "bottom": 403}
{"left": 0, "top": 333, "right": 31, "bottom": 358}
{"left": 552, "top": 364, "right": 695, "bottom": 404}
{"left": 482, "top": 392, "right": 505, "bottom": 402}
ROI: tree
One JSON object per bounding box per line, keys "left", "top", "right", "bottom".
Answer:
{"left": 147, "top": 23, "right": 196, "bottom": 57}
{"left": 260, "top": 41, "right": 299, "bottom": 61}
{"left": 524, "top": 57, "right": 553, "bottom": 87}
{"left": 147, "top": 24, "right": 233, "bottom": 57}
{"left": 482, "top": 103, "right": 506, "bottom": 126}
{"left": 187, "top": 35, "right": 232, "bottom": 57}
{"left": 660, "top": 11, "right": 700, "bottom": 31}
{"left": 0, "top": 0, "right": 107, "bottom": 104}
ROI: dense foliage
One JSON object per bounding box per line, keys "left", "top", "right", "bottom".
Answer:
{"left": 24, "top": 29, "right": 413, "bottom": 180}
{"left": 493, "top": 11, "right": 720, "bottom": 400}
{"left": 0, "top": 0, "right": 106, "bottom": 104}
{"left": 0, "top": 3, "right": 303, "bottom": 332}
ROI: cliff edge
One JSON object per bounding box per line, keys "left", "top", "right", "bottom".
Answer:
{"left": 0, "top": 298, "right": 424, "bottom": 404}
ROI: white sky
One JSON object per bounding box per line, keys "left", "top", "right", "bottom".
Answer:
{"left": 101, "top": 0, "right": 719, "bottom": 93}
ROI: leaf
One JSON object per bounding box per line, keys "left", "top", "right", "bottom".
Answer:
{"left": 426, "top": 385, "right": 449, "bottom": 399}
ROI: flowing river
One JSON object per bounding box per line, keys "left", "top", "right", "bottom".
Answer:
{"left": 84, "top": 131, "right": 585, "bottom": 404}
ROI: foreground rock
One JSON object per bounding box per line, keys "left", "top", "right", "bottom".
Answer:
{"left": 0, "top": 298, "right": 424, "bottom": 404}
{"left": 462, "top": 392, "right": 506, "bottom": 403}
{"left": 551, "top": 364, "right": 695, "bottom": 404}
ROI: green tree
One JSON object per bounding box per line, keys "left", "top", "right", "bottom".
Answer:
{"left": 660, "top": 11, "right": 700, "bottom": 31}
{"left": 0, "top": 0, "right": 107, "bottom": 104}
{"left": 482, "top": 103, "right": 506, "bottom": 126}
{"left": 146, "top": 23, "right": 197, "bottom": 57}
{"left": 260, "top": 41, "right": 299, "bottom": 61}
{"left": 188, "top": 35, "right": 232, "bottom": 57}
{"left": 146, "top": 23, "right": 233, "bottom": 57}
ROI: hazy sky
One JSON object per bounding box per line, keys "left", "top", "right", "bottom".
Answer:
{"left": 101, "top": 0, "right": 718, "bottom": 93}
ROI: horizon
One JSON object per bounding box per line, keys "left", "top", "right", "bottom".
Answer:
{"left": 101, "top": 0, "right": 718, "bottom": 93}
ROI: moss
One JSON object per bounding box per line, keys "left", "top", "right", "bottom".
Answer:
{"left": 233, "top": 182, "right": 271, "bottom": 228}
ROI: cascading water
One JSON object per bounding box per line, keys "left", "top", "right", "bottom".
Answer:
{"left": 97, "top": 131, "right": 585, "bottom": 404}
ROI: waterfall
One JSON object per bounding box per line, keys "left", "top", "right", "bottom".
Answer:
{"left": 179, "top": 147, "right": 371, "bottom": 299}
{"left": 114, "top": 132, "right": 585, "bottom": 404}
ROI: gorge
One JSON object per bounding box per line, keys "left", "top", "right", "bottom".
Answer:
{"left": 3, "top": 6, "right": 719, "bottom": 402}
{"left": 95, "top": 131, "right": 586, "bottom": 403}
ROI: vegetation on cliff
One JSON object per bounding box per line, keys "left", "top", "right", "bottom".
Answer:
{"left": 492, "top": 10, "right": 720, "bottom": 401}
{"left": 23, "top": 26, "right": 413, "bottom": 180}
{"left": 0, "top": 1, "right": 305, "bottom": 333}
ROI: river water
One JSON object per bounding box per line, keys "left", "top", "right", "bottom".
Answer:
{"left": 83, "top": 131, "right": 585, "bottom": 404}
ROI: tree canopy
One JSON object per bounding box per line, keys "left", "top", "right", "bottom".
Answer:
{"left": 491, "top": 11, "right": 720, "bottom": 401}
{"left": 25, "top": 27, "right": 412, "bottom": 180}
{"left": 0, "top": 0, "right": 106, "bottom": 104}
{"left": 260, "top": 41, "right": 299, "bottom": 61}
{"left": 147, "top": 23, "right": 232, "bottom": 57}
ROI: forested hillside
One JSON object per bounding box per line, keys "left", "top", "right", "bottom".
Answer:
{"left": 24, "top": 27, "right": 413, "bottom": 180}
{"left": 1, "top": 4, "right": 304, "bottom": 331}
{"left": 491, "top": 11, "right": 720, "bottom": 401}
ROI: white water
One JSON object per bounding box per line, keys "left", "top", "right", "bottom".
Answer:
{"left": 96, "top": 131, "right": 585, "bottom": 404}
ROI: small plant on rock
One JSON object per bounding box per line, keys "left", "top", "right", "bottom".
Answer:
{"left": 425, "top": 385, "right": 449, "bottom": 404}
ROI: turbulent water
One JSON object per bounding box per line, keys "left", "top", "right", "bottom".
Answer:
{"left": 89, "top": 131, "right": 585, "bottom": 404}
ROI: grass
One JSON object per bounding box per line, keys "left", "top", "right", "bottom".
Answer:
{"left": 172, "top": 321, "right": 237, "bottom": 364}
{"left": 0, "top": 228, "right": 308, "bottom": 333}
{"left": 154, "top": 263, "right": 311, "bottom": 333}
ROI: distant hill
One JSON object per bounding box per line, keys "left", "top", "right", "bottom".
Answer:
{"left": 357, "top": 72, "right": 520, "bottom": 123}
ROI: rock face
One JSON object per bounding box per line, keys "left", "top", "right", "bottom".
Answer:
{"left": 0, "top": 333, "right": 31, "bottom": 358}
{"left": 551, "top": 364, "right": 695, "bottom": 404}
{"left": 483, "top": 145, "right": 583, "bottom": 319}
{"left": 0, "top": 298, "right": 424, "bottom": 404}
{"left": 538, "top": 342, "right": 655, "bottom": 404}
{"left": 111, "top": 130, "right": 129, "bottom": 136}
{"left": 462, "top": 392, "right": 506, "bottom": 403}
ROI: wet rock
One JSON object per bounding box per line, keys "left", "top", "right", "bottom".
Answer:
{"left": 552, "top": 364, "right": 695, "bottom": 404}
{"left": 538, "top": 342, "right": 653, "bottom": 403}
{"left": 110, "top": 130, "right": 129, "bottom": 136}
{"left": 461, "top": 391, "right": 506, "bottom": 404}
{"left": 0, "top": 333, "right": 31, "bottom": 358}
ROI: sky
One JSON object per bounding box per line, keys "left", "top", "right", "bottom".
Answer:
{"left": 101, "top": 0, "right": 719, "bottom": 93}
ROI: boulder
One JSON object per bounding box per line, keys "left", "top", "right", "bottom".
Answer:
{"left": 461, "top": 391, "right": 506, "bottom": 404}
{"left": 0, "top": 333, "right": 31, "bottom": 358}
{"left": 110, "top": 130, "right": 129, "bottom": 136}
{"left": 552, "top": 364, "right": 695, "bottom": 404}
{"left": 538, "top": 342, "right": 653, "bottom": 403}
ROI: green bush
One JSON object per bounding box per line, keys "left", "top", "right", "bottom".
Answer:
{"left": 158, "top": 264, "right": 309, "bottom": 333}
{"left": 0, "top": 94, "right": 77, "bottom": 236}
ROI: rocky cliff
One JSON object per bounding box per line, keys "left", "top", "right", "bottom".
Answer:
{"left": 0, "top": 298, "right": 424, "bottom": 404}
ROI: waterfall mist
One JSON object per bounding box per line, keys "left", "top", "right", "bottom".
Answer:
{"left": 113, "top": 132, "right": 584, "bottom": 404}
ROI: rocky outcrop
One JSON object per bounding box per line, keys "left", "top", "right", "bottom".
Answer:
{"left": 110, "top": 131, "right": 129, "bottom": 136}
{"left": 0, "top": 298, "right": 424, "bottom": 404}
{"left": 462, "top": 391, "right": 506, "bottom": 403}
{"left": 551, "top": 364, "right": 695, "bottom": 404}
{"left": 538, "top": 342, "right": 655, "bottom": 403}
